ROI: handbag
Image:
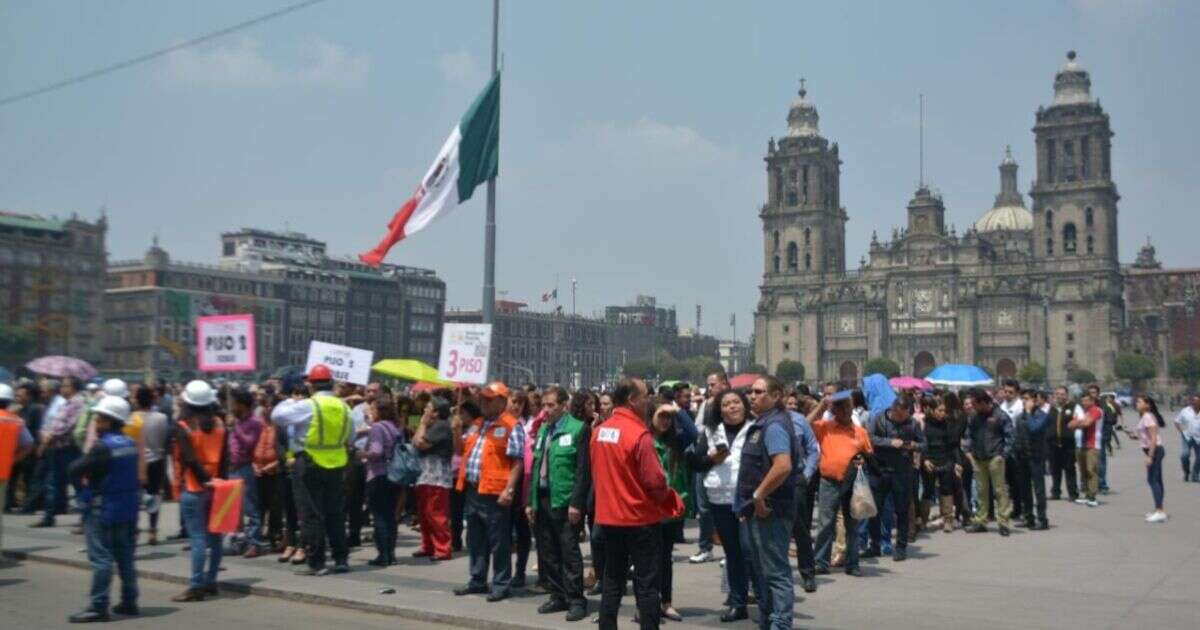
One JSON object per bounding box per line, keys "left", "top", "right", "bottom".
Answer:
{"left": 849, "top": 465, "right": 877, "bottom": 520}
{"left": 386, "top": 424, "right": 421, "bottom": 485}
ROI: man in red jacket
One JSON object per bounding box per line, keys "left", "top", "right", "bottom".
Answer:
{"left": 591, "top": 378, "right": 678, "bottom": 630}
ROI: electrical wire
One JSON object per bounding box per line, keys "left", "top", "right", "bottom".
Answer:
{"left": 0, "top": 0, "right": 329, "bottom": 108}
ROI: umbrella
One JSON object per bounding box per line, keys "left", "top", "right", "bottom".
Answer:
{"left": 372, "top": 359, "right": 448, "bottom": 384}
{"left": 926, "top": 364, "right": 993, "bottom": 388}
{"left": 728, "top": 373, "right": 763, "bottom": 390}
{"left": 889, "top": 376, "right": 933, "bottom": 391}
{"left": 658, "top": 380, "right": 684, "bottom": 390}
{"left": 0, "top": 366, "right": 13, "bottom": 383}
{"left": 25, "top": 355, "right": 97, "bottom": 380}
{"left": 408, "top": 381, "right": 468, "bottom": 394}
{"left": 270, "top": 365, "right": 305, "bottom": 380}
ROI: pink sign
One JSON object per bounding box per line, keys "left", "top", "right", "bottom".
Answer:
{"left": 196, "top": 314, "right": 256, "bottom": 372}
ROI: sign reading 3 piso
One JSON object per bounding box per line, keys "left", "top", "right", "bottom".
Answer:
{"left": 196, "top": 314, "right": 256, "bottom": 372}
{"left": 438, "top": 323, "right": 492, "bottom": 385}
{"left": 305, "top": 341, "right": 374, "bottom": 386}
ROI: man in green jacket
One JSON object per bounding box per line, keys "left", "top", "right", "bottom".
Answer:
{"left": 526, "top": 385, "right": 591, "bottom": 622}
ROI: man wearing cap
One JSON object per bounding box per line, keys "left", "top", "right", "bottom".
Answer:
{"left": 66, "top": 395, "right": 140, "bottom": 622}
{"left": 271, "top": 365, "right": 354, "bottom": 576}
{"left": 810, "top": 389, "right": 873, "bottom": 577}
{"left": 0, "top": 384, "right": 36, "bottom": 552}
{"left": 453, "top": 381, "right": 526, "bottom": 602}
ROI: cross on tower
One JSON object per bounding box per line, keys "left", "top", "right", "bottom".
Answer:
{"left": 799, "top": 77, "right": 807, "bottom": 97}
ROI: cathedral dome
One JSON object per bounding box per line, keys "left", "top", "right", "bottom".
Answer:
{"left": 787, "top": 82, "right": 819, "bottom": 137}
{"left": 975, "top": 204, "right": 1033, "bottom": 232}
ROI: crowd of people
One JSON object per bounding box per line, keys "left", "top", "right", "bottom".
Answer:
{"left": 0, "top": 367, "right": 1191, "bottom": 628}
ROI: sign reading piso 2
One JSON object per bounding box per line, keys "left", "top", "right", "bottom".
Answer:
{"left": 305, "top": 341, "right": 374, "bottom": 386}
{"left": 438, "top": 323, "right": 492, "bottom": 385}
{"left": 196, "top": 314, "right": 256, "bottom": 372}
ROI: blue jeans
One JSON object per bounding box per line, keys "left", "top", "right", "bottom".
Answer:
{"left": 180, "top": 490, "right": 223, "bottom": 589}
{"left": 230, "top": 465, "right": 264, "bottom": 547}
{"left": 1098, "top": 442, "right": 1109, "bottom": 491}
{"left": 710, "top": 504, "right": 752, "bottom": 608}
{"left": 85, "top": 516, "right": 138, "bottom": 611}
{"left": 815, "top": 474, "right": 859, "bottom": 571}
{"left": 46, "top": 446, "right": 81, "bottom": 518}
{"left": 464, "top": 487, "right": 512, "bottom": 594}
{"left": 694, "top": 474, "right": 714, "bottom": 553}
{"left": 1146, "top": 445, "right": 1165, "bottom": 510}
{"left": 1180, "top": 436, "right": 1200, "bottom": 481}
{"left": 741, "top": 513, "right": 794, "bottom": 630}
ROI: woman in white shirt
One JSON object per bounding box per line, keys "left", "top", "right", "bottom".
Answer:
{"left": 686, "top": 389, "right": 755, "bottom": 623}
{"left": 1130, "top": 396, "right": 1167, "bottom": 523}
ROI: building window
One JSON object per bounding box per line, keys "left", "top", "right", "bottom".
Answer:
{"left": 1046, "top": 141, "right": 1056, "bottom": 183}
{"left": 1062, "top": 140, "right": 1075, "bottom": 181}
{"left": 801, "top": 165, "right": 810, "bottom": 203}
{"left": 805, "top": 252, "right": 812, "bottom": 270}
{"left": 804, "top": 227, "right": 811, "bottom": 245}
{"left": 1086, "top": 235, "right": 1094, "bottom": 255}
{"left": 783, "top": 342, "right": 791, "bottom": 352}
{"left": 1063, "top": 223, "right": 1077, "bottom": 254}
{"left": 772, "top": 231, "right": 780, "bottom": 251}
{"left": 223, "top": 241, "right": 235, "bottom": 256}
{"left": 1066, "top": 313, "right": 1074, "bottom": 324}
{"left": 1081, "top": 136, "right": 1091, "bottom": 179}
{"left": 1066, "top": 332, "right": 1075, "bottom": 343}
{"left": 786, "top": 190, "right": 797, "bottom": 206}
{"left": 1067, "top": 350, "right": 1075, "bottom": 361}
{"left": 1085, "top": 207, "right": 1094, "bottom": 228}
{"left": 1046, "top": 238, "right": 1054, "bottom": 255}
{"left": 1045, "top": 209, "right": 1054, "bottom": 229}
{"left": 786, "top": 242, "right": 798, "bottom": 270}
{"left": 773, "top": 255, "right": 780, "bottom": 273}
{"left": 782, "top": 325, "right": 790, "bottom": 334}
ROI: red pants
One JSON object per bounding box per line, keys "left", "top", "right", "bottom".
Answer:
{"left": 416, "top": 484, "right": 452, "bottom": 558}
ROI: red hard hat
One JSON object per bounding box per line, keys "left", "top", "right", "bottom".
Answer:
{"left": 307, "top": 364, "right": 333, "bottom": 382}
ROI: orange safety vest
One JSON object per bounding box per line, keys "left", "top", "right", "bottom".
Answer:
{"left": 0, "top": 411, "right": 23, "bottom": 482}
{"left": 173, "top": 421, "right": 225, "bottom": 493}
{"left": 455, "top": 412, "right": 518, "bottom": 496}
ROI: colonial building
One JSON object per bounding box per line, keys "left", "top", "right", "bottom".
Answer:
{"left": 1121, "top": 241, "right": 1200, "bottom": 384}
{"left": 0, "top": 210, "right": 107, "bottom": 365}
{"left": 756, "top": 52, "right": 1125, "bottom": 383}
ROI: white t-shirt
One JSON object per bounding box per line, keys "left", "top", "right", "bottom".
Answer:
{"left": 1175, "top": 407, "right": 1200, "bottom": 441}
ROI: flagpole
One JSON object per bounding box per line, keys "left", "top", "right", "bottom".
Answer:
{"left": 481, "top": 0, "right": 499, "bottom": 329}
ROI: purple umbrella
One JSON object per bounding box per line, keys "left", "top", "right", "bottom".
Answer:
{"left": 26, "top": 355, "right": 98, "bottom": 380}
{"left": 889, "top": 375, "right": 933, "bottom": 391}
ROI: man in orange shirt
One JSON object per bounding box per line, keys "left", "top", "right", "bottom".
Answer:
{"left": 453, "top": 382, "right": 526, "bottom": 602}
{"left": 1, "top": 383, "right": 36, "bottom": 554}
{"left": 810, "top": 390, "right": 873, "bottom": 577}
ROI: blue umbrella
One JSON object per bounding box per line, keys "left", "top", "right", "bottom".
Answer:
{"left": 926, "top": 364, "right": 994, "bottom": 388}
{"left": 0, "top": 366, "right": 13, "bottom": 383}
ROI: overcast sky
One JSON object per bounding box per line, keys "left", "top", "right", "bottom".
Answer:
{"left": 2, "top": 0, "right": 1197, "bottom": 340}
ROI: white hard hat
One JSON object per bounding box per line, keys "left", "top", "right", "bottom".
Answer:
{"left": 180, "top": 380, "right": 217, "bottom": 407}
{"left": 0, "top": 383, "right": 13, "bottom": 402}
{"left": 102, "top": 378, "right": 129, "bottom": 398}
{"left": 92, "top": 395, "right": 131, "bottom": 424}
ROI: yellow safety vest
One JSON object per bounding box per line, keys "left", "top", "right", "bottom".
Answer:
{"left": 304, "top": 395, "right": 350, "bottom": 469}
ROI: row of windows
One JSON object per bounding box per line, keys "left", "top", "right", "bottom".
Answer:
{"left": 406, "top": 284, "right": 444, "bottom": 300}
{"left": 410, "top": 300, "right": 438, "bottom": 315}
{"left": 1044, "top": 135, "right": 1110, "bottom": 184}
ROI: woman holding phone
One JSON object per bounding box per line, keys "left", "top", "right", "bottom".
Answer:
{"left": 1129, "top": 396, "right": 1167, "bottom": 523}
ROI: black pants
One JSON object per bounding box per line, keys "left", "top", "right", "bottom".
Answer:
{"left": 367, "top": 476, "right": 398, "bottom": 561}
{"left": 1014, "top": 452, "right": 1048, "bottom": 523}
{"left": 588, "top": 517, "right": 606, "bottom": 588}
{"left": 144, "top": 459, "right": 167, "bottom": 531}
{"left": 535, "top": 496, "right": 585, "bottom": 607}
{"left": 868, "top": 472, "right": 912, "bottom": 550}
{"left": 928, "top": 462, "right": 960, "bottom": 496}
{"left": 5, "top": 452, "right": 38, "bottom": 510}
{"left": 1048, "top": 441, "right": 1078, "bottom": 500}
{"left": 450, "top": 488, "right": 465, "bottom": 551}
{"left": 599, "top": 524, "right": 661, "bottom": 630}
{"left": 281, "top": 463, "right": 299, "bottom": 543}
{"left": 464, "top": 486, "right": 512, "bottom": 594}
{"left": 511, "top": 494, "right": 532, "bottom": 580}
{"left": 791, "top": 475, "right": 817, "bottom": 579}
{"left": 294, "top": 455, "right": 348, "bottom": 568}
{"left": 344, "top": 457, "right": 367, "bottom": 546}
{"left": 1006, "top": 455, "right": 1025, "bottom": 518}
{"left": 256, "top": 472, "right": 284, "bottom": 545}
{"left": 658, "top": 520, "right": 682, "bottom": 604}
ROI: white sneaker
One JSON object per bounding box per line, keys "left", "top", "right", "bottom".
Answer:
{"left": 689, "top": 550, "right": 714, "bottom": 564}
{"left": 1073, "top": 498, "right": 1090, "bottom": 505}
{"left": 719, "top": 558, "right": 726, "bottom": 568}
{"left": 1086, "top": 499, "right": 1100, "bottom": 507}
{"left": 1146, "top": 512, "right": 1168, "bottom": 523}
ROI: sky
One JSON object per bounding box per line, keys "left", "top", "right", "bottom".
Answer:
{"left": 2, "top": 0, "right": 1198, "bottom": 341}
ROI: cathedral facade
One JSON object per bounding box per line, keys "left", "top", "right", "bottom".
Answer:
{"left": 754, "top": 52, "right": 1123, "bottom": 384}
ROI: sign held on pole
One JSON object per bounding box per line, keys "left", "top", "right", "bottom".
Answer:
{"left": 196, "top": 314, "right": 256, "bottom": 372}
{"left": 439, "top": 323, "right": 492, "bottom": 385}
{"left": 305, "top": 341, "right": 374, "bottom": 386}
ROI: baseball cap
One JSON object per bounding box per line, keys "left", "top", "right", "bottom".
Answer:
{"left": 478, "top": 381, "right": 510, "bottom": 399}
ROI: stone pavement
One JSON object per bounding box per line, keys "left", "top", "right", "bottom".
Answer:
{"left": 3, "top": 425, "right": 1198, "bottom": 629}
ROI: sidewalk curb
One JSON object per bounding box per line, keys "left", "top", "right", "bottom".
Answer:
{"left": 3, "top": 549, "right": 535, "bottom": 630}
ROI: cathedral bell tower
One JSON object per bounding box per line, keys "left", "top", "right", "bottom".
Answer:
{"left": 762, "top": 80, "right": 846, "bottom": 277}
{"left": 1030, "top": 51, "right": 1119, "bottom": 263}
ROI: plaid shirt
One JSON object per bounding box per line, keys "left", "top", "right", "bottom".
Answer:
{"left": 465, "top": 415, "right": 525, "bottom": 484}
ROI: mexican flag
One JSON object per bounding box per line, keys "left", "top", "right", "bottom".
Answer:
{"left": 359, "top": 73, "right": 500, "bottom": 267}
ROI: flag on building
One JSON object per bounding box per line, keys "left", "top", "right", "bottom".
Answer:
{"left": 541, "top": 289, "right": 557, "bottom": 303}
{"left": 359, "top": 73, "right": 501, "bottom": 267}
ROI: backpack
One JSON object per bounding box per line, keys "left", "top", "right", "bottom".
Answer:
{"left": 385, "top": 423, "right": 421, "bottom": 485}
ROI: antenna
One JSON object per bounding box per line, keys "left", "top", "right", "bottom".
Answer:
{"left": 919, "top": 93, "right": 925, "bottom": 188}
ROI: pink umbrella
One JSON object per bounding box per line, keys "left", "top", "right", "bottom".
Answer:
{"left": 729, "top": 373, "right": 764, "bottom": 390}
{"left": 889, "top": 375, "right": 933, "bottom": 391}
{"left": 26, "top": 355, "right": 98, "bottom": 380}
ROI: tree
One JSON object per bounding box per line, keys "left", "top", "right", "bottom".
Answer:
{"left": 1114, "top": 353, "right": 1157, "bottom": 393}
{"left": 776, "top": 359, "right": 805, "bottom": 383}
{"left": 1018, "top": 361, "right": 1047, "bottom": 385}
{"left": 622, "top": 358, "right": 657, "bottom": 380}
{"left": 862, "top": 357, "right": 901, "bottom": 378}
{"left": 746, "top": 363, "right": 769, "bottom": 375}
{"left": 1170, "top": 353, "right": 1200, "bottom": 392}
{"left": 682, "top": 357, "right": 724, "bottom": 384}
{"left": 1067, "top": 368, "right": 1097, "bottom": 384}
{"left": 0, "top": 323, "right": 35, "bottom": 361}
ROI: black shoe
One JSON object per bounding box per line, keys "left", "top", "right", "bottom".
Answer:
{"left": 367, "top": 556, "right": 389, "bottom": 567}
{"left": 332, "top": 563, "right": 350, "bottom": 574}
{"left": 814, "top": 566, "right": 831, "bottom": 575}
{"left": 892, "top": 547, "right": 907, "bottom": 562}
{"left": 294, "top": 566, "right": 323, "bottom": 576}
{"left": 511, "top": 575, "right": 527, "bottom": 588}
{"left": 1049, "top": 493, "right": 1061, "bottom": 501}
{"left": 801, "top": 576, "right": 817, "bottom": 593}
{"left": 967, "top": 524, "right": 988, "bottom": 533}
{"left": 1023, "top": 518, "right": 1037, "bottom": 529}
{"left": 844, "top": 566, "right": 862, "bottom": 577}
{"left": 203, "top": 584, "right": 218, "bottom": 597}
{"left": 860, "top": 546, "right": 881, "bottom": 559}
{"left": 486, "top": 590, "right": 510, "bottom": 602}
{"left": 68, "top": 608, "right": 110, "bottom": 623}
{"left": 566, "top": 603, "right": 588, "bottom": 622}
{"left": 719, "top": 607, "right": 748, "bottom": 623}
{"left": 538, "top": 599, "right": 569, "bottom": 614}
{"left": 999, "top": 526, "right": 1011, "bottom": 537}
{"left": 29, "top": 518, "right": 55, "bottom": 528}
{"left": 454, "top": 584, "right": 488, "bottom": 596}
{"left": 112, "top": 602, "right": 139, "bottom": 616}
{"left": 347, "top": 538, "right": 362, "bottom": 548}
{"left": 1033, "top": 520, "right": 1049, "bottom": 531}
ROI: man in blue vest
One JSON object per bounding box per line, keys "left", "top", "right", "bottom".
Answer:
{"left": 67, "top": 395, "right": 140, "bottom": 623}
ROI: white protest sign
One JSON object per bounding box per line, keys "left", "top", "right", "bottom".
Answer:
{"left": 305, "top": 341, "right": 374, "bottom": 385}
{"left": 195, "top": 314, "right": 256, "bottom": 372}
{"left": 438, "top": 323, "right": 492, "bottom": 385}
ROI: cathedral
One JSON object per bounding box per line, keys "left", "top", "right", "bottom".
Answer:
{"left": 754, "top": 52, "right": 1125, "bottom": 384}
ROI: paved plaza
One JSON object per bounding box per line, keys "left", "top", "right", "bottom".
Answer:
{"left": 3, "top": 418, "right": 1197, "bottom": 629}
